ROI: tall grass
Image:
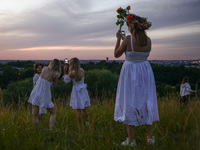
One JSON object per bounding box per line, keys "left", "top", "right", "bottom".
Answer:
{"left": 0, "top": 95, "right": 200, "bottom": 150}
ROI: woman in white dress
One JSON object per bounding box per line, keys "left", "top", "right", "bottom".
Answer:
{"left": 28, "top": 59, "right": 61, "bottom": 130}
{"left": 114, "top": 14, "right": 159, "bottom": 146}
{"left": 63, "top": 57, "right": 90, "bottom": 126}
{"left": 33, "top": 62, "right": 47, "bottom": 115}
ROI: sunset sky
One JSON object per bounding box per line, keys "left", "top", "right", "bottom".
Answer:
{"left": 0, "top": 0, "right": 200, "bottom": 60}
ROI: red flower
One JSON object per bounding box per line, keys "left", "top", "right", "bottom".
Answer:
{"left": 127, "top": 6, "right": 131, "bottom": 10}
{"left": 133, "top": 22, "right": 138, "bottom": 27}
{"left": 127, "top": 15, "right": 133, "bottom": 20}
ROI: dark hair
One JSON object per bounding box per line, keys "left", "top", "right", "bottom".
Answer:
{"left": 130, "top": 16, "right": 147, "bottom": 46}
{"left": 182, "top": 76, "right": 189, "bottom": 84}
{"left": 34, "top": 62, "right": 44, "bottom": 74}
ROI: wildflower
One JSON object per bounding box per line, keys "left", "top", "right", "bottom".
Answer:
{"left": 133, "top": 22, "right": 138, "bottom": 27}
{"left": 116, "top": 7, "right": 122, "bottom": 13}
{"left": 127, "top": 15, "right": 133, "bottom": 20}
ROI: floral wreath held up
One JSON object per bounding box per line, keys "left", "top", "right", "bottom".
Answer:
{"left": 116, "top": 6, "right": 152, "bottom": 32}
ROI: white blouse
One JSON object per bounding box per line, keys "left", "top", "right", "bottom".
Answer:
{"left": 180, "top": 83, "right": 194, "bottom": 96}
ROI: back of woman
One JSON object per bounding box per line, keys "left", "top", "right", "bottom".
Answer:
{"left": 40, "top": 67, "right": 58, "bottom": 82}
{"left": 28, "top": 58, "right": 61, "bottom": 130}
{"left": 114, "top": 6, "right": 159, "bottom": 146}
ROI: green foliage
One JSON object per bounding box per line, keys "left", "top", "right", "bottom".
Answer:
{"left": 51, "top": 80, "right": 72, "bottom": 99}
{"left": 1, "top": 61, "right": 200, "bottom": 101}
{"left": 6, "top": 60, "right": 35, "bottom": 68}
{"left": 2, "top": 68, "right": 119, "bottom": 104}
{"left": 85, "top": 69, "right": 119, "bottom": 99}
{"left": 1, "top": 66, "right": 18, "bottom": 89}
{"left": 3, "top": 78, "right": 33, "bottom": 103}
{"left": 18, "top": 67, "right": 34, "bottom": 80}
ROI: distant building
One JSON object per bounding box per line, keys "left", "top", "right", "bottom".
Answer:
{"left": 106, "top": 57, "right": 109, "bottom": 62}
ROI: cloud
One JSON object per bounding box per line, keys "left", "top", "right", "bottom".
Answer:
{"left": 0, "top": 0, "right": 200, "bottom": 60}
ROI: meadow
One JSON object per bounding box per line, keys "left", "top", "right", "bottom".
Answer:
{"left": 0, "top": 94, "right": 200, "bottom": 150}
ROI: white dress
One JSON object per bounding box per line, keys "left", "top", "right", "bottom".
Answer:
{"left": 33, "top": 74, "right": 47, "bottom": 114}
{"left": 63, "top": 75, "right": 90, "bottom": 109}
{"left": 28, "top": 76, "right": 54, "bottom": 108}
{"left": 114, "top": 35, "right": 159, "bottom": 126}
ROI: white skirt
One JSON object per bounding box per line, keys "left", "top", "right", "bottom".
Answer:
{"left": 70, "top": 84, "right": 90, "bottom": 109}
{"left": 28, "top": 77, "right": 54, "bottom": 108}
{"left": 114, "top": 60, "right": 159, "bottom": 126}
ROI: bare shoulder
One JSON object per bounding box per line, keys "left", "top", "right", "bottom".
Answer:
{"left": 42, "top": 67, "right": 48, "bottom": 71}
{"left": 124, "top": 35, "right": 131, "bottom": 43}
{"left": 80, "top": 68, "right": 84, "bottom": 76}
{"left": 80, "top": 68, "right": 84, "bottom": 73}
{"left": 69, "top": 70, "right": 75, "bottom": 78}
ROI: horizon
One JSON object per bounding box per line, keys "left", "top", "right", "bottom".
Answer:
{"left": 0, "top": 0, "right": 200, "bottom": 60}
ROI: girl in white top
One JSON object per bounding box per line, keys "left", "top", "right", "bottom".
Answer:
{"left": 28, "top": 59, "right": 61, "bottom": 130}
{"left": 33, "top": 62, "right": 47, "bottom": 115}
{"left": 63, "top": 57, "right": 90, "bottom": 126}
{"left": 180, "top": 76, "right": 196, "bottom": 106}
{"left": 114, "top": 12, "right": 159, "bottom": 146}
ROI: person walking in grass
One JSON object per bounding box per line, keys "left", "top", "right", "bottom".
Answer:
{"left": 114, "top": 6, "right": 159, "bottom": 147}
{"left": 33, "top": 62, "right": 47, "bottom": 117}
{"left": 63, "top": 57, "right": 90, "bottom": 127}
{"left": 180, "top": 76, "right": 197, "bottom": 107}
{"left": 28, "top": 59, "right": 61, "bottom": 130}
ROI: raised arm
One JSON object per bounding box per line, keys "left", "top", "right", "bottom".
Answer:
{"left": 114, "top": 31, "right": 128, "bottom": 58}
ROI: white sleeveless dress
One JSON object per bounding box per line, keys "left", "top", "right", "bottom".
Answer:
{"left": 114, "top": 35, "right": 159, "bottom": 126}
{"left": 63, "top": 75, "right": 90, "bottom": 109}
{"left": 33, "top": 74, "right": 47, "bottom": 114}
{"left": 28, "top": 76, "right": 54, "bottom": 108}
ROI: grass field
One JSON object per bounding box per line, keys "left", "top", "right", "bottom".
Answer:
{"left": 0, "top": 95, "right": 200, "bottom": 150}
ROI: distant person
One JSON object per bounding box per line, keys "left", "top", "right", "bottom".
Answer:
{"left": 63, "top": 57, "right": 90, "bottom": 127}
{"left": 180, "top": 76, "right": 197, "bottom": 106}
{"left": 28, "top": 59, "right": 61, "bottom": 130}
{"left": 33, "top": 62, "right": 47, "bottom": 116}
{"left": 114, "top": 12, "right": 159, "bottom": 146}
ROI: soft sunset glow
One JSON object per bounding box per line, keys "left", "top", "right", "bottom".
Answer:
{"left": 0, "top": 0, "right": 200, "bottom": 60}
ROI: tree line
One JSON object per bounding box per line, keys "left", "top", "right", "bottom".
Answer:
{"left": 0, "top": 60, "right": 199, "bottom": 103}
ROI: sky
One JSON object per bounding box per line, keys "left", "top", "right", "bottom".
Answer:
{"left": 0, "top": 0, "right": 200, "bottom": 60}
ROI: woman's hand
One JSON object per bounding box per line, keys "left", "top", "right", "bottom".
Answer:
{"left": 116, "top": 30, "right": 122, "bottom": 39}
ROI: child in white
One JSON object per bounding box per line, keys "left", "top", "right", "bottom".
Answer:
{"left": 63, "top": 57, "right": 90, "bottom": 126}
{"left": 33, "top": 62, "right": 47, "bottom": 115}
{"left": 180, "top": 76, "right": 196, "bottom": 106}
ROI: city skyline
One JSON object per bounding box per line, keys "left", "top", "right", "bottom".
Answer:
{"left": 0, "top": 0, "right": 200, "bottom": 60}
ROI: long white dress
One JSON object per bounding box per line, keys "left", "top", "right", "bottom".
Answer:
{"left": 114, "top": 35, "right": 159, "bottom": 126}
{"left": 63, "top": 75, "right": 90, "bottom": 109}
{"left": 28, "top": 76, "right": 54, "bottom": 108}
{"left": 33, "top": 74, "right": 47, "bottom": 114}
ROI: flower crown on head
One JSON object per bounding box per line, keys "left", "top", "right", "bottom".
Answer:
{"left": 116, "top": 6, "right": 152, "bottom": 31}
{"left": 34, "top": 62, "right": 44, "bottom": 69}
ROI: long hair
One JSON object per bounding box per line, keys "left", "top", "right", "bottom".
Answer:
{"left": 69, "top": 57, "right": 82, "bottom": 81}
{"left": 34, "top": 62, "right": 44, "bottom": 74}
{"left": 130, "top": 16, "right": 147, "bottom": 46}
{"left": 182, "top": 76, "right": 189, "bottom": 84}
{"left": 48, "top": 59, "right": 61, "bottom": 75}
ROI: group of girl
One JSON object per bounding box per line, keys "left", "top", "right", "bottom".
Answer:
{"left": 28, "top": 58, "right": 90, "bottom": 130}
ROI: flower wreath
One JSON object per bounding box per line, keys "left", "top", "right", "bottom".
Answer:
{"left": 34, "top": 62, "right": 44, "bottom": 70}
{"left": 116, "top": 6, "right": 152, "bottom": 31}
